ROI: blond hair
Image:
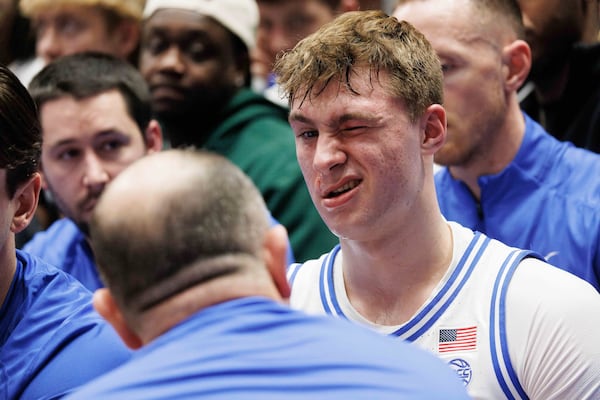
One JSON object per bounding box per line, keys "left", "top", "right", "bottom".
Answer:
{"left": 20, "top": 0, "right": 145, "bottom": 20}
{"left": 274, "top": 10, "right": 443, "bottom": 121}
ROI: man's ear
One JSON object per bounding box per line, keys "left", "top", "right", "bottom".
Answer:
{"left": 263, "top": 224, "right": 291, "bottom": 300}
{"left": 502, "top": 39, "right": 532, "bottom": 92}
{"left": 144, "top": 119, "right": 164, "bottom": 153}
{"left": 93, "top": 288, "right": 144, "bottom": 350}
{"left": 11, "top": 173, "right": 41, "bottom": 234}
{"left": 421, "top": 104, "right": 447, "bottom": 156}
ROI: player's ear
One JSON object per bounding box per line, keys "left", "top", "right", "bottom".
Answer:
{"left": 421, "top": 104, "right": 447, "bottom": 156}
{"left": 263, "top": 224, "right": 291, "bottom": 301}
{"left": 93, "top": 289, "right": 144, "bottom": 350}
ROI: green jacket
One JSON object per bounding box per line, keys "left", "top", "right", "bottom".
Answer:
{"left": 203, "top": 88, "right": 337, "bottom": 262}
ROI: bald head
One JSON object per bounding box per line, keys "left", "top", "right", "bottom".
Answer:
{"left": 90, "top": 149, "right": 272, "bottom": 313}
{"left": 395, "top": 0, "right": 525, "bottom": 41}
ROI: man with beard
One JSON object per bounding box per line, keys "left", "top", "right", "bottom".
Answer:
{"left": 139, "top": 0, "right": 337, "bottom": 262}
{"left": 393, "top": 0, "right": 600, "bottom": 291}
{"left": 516, "top": 0, "right": 600, "bottom": 152}
{"left": 23, "top": 52, "right": 163, "bottom": 290}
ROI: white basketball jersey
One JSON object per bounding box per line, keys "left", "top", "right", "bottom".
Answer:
{"left": 288, "top": 222, "right": 600, "bottom": 399}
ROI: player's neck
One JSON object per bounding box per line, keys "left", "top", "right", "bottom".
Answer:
{"left": 340, "top": 218, "right": 453, "bottom": 326}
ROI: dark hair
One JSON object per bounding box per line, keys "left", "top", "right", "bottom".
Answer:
{"left": 28, "top": 52, "right": 152, "bottom": 135}
{"left": 0, "top": 65, "right": 42, "bottom": 198}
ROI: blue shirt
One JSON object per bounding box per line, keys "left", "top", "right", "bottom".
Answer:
{"left": 0, "top": 250, "right": 131, "bottom": 399}
{"left": 66, "top": 297, "right": 469, "bottom": 399}
{"left": 25, "top": 217, "right": 295, "bottom": 292}
{"left": 435, "top": 113, "right": 600, "bottom": 290}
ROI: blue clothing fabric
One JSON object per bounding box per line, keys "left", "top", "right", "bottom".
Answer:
{"left": 24, "top": 217, "right": 295, "bottom": 292}
{"left": 435, "top": 113, "right": 600, "bottom": 291}
{"left": 23, "top": 219, "right": 101, "bottom": 291}
{"left": 0, "top": 250, "right": 132, "bottom": 400}
{"left": 66, "top": 297, "right": 469, "bottom": 400}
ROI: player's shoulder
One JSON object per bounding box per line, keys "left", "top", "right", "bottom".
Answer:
{"left": 511, "top": 257, "right": 600, "bottom": 312}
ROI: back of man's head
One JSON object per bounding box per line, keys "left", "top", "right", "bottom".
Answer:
{"left": 90, "top": 149, "right": 272, "bottom": 314}
{"left": 0, "top": 65, "right": 41, "bottom": 198}
{"left": 396, "top": 0, "right": 525, "bottom": 38}
{"left": 29, "top": 52, "right": 152, "bottom": 134}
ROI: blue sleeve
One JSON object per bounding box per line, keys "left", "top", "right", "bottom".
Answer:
{"left": 18, "top": 323, "right": 132, "bottom": 400}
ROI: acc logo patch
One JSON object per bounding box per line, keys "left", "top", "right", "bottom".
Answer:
{"left": 448, "top": 358, "right": 472, "bottom": 386}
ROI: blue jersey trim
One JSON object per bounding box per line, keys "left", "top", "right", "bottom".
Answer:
{"left": 316, "top": 233, "right": 492, "bottom": 343}
{"left": 402, "top": 234, "right": 490, "bottom": 341}
{"left": 500, "top": 250, "right": 535, "bottom": 400}
{"left": 490, "top": 250, "right": 533, "bottom": 400}
{"left": 287, "top": 263, "right": 302, "bottom": 287}
{"left": 326, "top": 246, "right": 345, "bottom": 316}
{"left": 318, "top": 245, "right": 341, "bottom": 314}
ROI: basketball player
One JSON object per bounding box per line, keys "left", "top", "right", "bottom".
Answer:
{"left": 275, "top": 10, "right": 600, "bottom": 399}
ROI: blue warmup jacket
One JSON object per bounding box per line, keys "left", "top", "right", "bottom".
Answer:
{"left": 65, "top": 297, "right": 469, "bottom": 400}
{"left": 0, "top": 250, "right": 131, "bottom": 399}
{"left": 435, "top": 113, "right": 600, "bottom": 291}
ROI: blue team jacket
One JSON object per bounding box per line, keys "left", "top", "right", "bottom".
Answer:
{"left": 435, "top": 113, "right": 600, "bottom": 291}
{"left": 0, "top": 250, "right": 131, "bottom": 399}
{"left": 65, "top": 297, "right": 469, "bottom": 399}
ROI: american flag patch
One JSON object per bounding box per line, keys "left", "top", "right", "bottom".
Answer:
{"left": 438, "top": 326, "right": 477, "bottom": 353}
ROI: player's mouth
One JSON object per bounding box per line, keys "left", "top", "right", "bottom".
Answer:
{"left": 326, "top": 180, "right": 360, "bottom": 198}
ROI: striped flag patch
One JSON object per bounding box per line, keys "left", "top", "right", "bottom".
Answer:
{"left": 438, "top": 326, "right": 477, "bottom": 353}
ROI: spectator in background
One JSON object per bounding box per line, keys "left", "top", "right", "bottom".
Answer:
{"left": 394, "top": 0, "right": 600, "bottom": 291}
{"left": 139, "top": 0, "right": 337, "bottom": 262}
{"left": 252, "top": 0, "right": 360, "bottom": 105}
{"left": 19, "top": 0, "right": 144, "bottom": 65}
{"left": 65, "top": 148, "right": 470, "bottom": 400}
{"left": 23, "top": 53, "right": 163, "bottom": 291}
{"left": 0, "top": 64, "right": 131, "bottom": 400}
{"left": 517, "top": 0, "right": 600, "bottom": 151}
{"left": 276, "top": 9, "right": 600, "bottom": 398}
{"left": 14, "top": 0, "right": 147, "bottom": 246}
